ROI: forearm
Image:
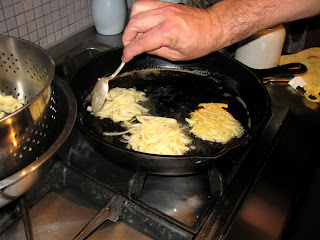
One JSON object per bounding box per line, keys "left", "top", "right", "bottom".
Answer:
{"left": 121, "top": 0, "right": 320, "bottom": 62}
{"left": 206, "top": 0, "right": 320, "bottom": 51}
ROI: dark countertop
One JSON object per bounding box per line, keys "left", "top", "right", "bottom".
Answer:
{"left": 47, "top": 26, "right": 123, "bottom": 66}
{"left": 225, "top": 82, "right": 320, "bottom": 240}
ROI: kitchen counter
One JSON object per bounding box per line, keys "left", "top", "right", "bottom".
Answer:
{"left": 225, "top": 82, "right": 320, "bottom": 240}
{"left": 47, "top": 26, "right": 320, "bottom": 240}
{"left": 47, "top": 26, "right": 124, "bottom": 66}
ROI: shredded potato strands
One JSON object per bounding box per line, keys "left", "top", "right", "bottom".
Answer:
{"left": 279, "top": 47, "right": 320, "bottom": 102}
{"left": 185, "top": 103, "right": 244, "bottom": 144}
{"left": 122, "top": 116, "right": 193, "bottom": 155}
{"left": 87, "top": 87, "right": 149, "bottom": 122}
{"left": 0, "top": 94, "right": 26, "bottom": 119}
{"left": 88, "top": 87, "right": 193, "bottom": 155}
{"left": 88, "top": 86, "right": 245, "bottom": 155}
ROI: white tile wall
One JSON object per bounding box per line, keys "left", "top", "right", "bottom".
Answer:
{"left": 0, "top": 0, "right": 94, "bottom": 48}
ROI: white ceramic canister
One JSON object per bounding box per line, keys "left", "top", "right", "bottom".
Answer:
{"left": 92, "top": 0, "right": 127, "bottom": 35}
{"left": 234, "top": 24, "right": 286, "bottom": 69}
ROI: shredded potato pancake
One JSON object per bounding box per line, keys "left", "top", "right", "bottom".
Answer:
{"left": 0, "top": 94, "right": 26, "bottom": 119}
{"left": 89, "top": 86, "right": 244, "bottom": 154}
{"left": 122, "top": 116, "right": 193, "bottom": 155}
{"left": 185, "top": 103, "right": 244, "bottom": 144}
{"left": 88, "top": 87, "right": 148, "bottom": 122}
{"left": 279, "top": 47, "right": 320, "bottom": 102}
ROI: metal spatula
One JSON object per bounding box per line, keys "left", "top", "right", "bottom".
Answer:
{"left": 91, "top": 61, "right": 125, "bottom": 115}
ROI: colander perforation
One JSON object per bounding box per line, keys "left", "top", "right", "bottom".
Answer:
{"left": 8, "top": 91, "right": 57, "bottom": 161}
{"left": 0, "top": 52, "right": 20, "bottom": 73}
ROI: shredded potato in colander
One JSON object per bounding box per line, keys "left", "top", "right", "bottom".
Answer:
{"left": 122, "top": 116, "right": 193, "bottom": 155}
{"left": 0, "top": 94, "right": 26, "bottom": 119}
{"left": 87, "top": 87, "right": 148, "bottom": 122}
{"left": 185, "top": 103, "right": 245, "bottom": 144}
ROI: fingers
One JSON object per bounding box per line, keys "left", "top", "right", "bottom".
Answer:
{"left": 122, "top": 2, "right": 183, "bottom": 62}
{"left": 122, "top": 10, "right": 165, "bottom": 47}
{"left": 123, "top": 1, "right": 173, "bottom": 47}
{"left": 121, "top": 2, "right": 214, "bottom": 62}
{"left": 122, "top": 23, "right": 172, "bottom": 62}
{"left": 146, "top": 48, "right": 184, "bottom": 62}
{"left": 129, "top": 0, "right": 162, "bottom": 17}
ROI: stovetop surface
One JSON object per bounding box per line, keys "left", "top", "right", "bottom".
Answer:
{"left": 1, "top": 27, "right": 320, "bottom": 240}
{"left": 0, "top": 103, "right": 287, "bottom": 240}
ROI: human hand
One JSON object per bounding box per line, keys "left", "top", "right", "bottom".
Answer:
{"left": 122, "top": 0, "right": 319, "bottom": 63}
{"left": 122, "top": 0, "right": 221, "bottom": 62}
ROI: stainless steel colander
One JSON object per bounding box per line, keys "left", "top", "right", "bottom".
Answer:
{"left": 0, "top": 36, "right": 55, "bottom": 180}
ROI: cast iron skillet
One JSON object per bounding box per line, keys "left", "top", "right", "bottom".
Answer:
{"left": 70, "top": 47, "right": 306, "bottom": 175}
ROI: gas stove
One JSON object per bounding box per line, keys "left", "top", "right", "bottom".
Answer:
{"left": 0, "top": 27, "right": 319, "bottom": 240}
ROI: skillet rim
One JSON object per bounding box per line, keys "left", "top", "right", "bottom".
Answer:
{"left": 70, "top": 47, "right": 271, "bottom": 160}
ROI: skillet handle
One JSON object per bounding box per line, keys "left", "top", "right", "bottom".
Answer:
{"left": 250, "top": 63, "right": 307, "bottom": 82}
